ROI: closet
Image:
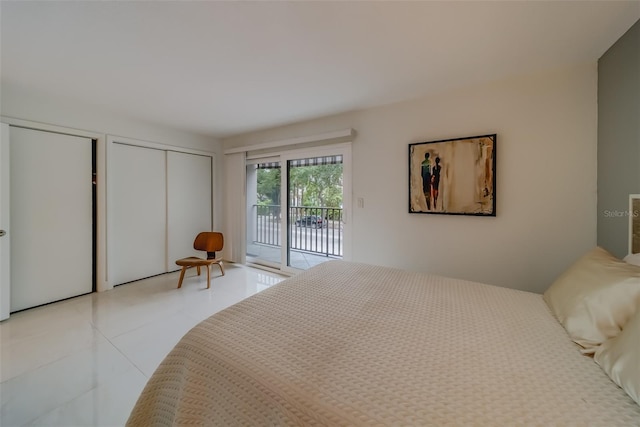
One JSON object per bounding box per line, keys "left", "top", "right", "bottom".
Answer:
{"left": 9, "top": 127, "right": 95, "bottom": 312}
{"left": 108, "top": 141, "right": 213, "bottom": 286}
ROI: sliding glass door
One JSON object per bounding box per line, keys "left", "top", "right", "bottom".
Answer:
{"left": 246, "top": 144, "right": 351, "bottom": 273}
{"left": 285, "top": 154, "right": 344, "bottom": 270}
{"left": 246, "top": 158, "right": 282, "bottom": 268}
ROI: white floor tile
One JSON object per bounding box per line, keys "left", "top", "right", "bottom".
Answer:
{"left": 87, "top": 297, "right": 184, "bottom": 340}
{"left": 0, "top": 321, "right": 107, "bottom": 383}
{"left": 1, "top": 341, "right": 132, "bottom": 426}
{"left": 0, "top": 302, "right": 88, "bottom": 347}
{"left": 110, "top": 311, "right": 202, "bottom": 377}
{"left": 27, "top": 366, "right": 148, "bottom": 427}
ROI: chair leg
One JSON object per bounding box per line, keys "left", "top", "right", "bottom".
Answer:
{"left": 206, "top": 265, "right": 211, "bottom": 289}
{"left": 197, "top": 266, "right": 201, "bottom": 276}
{"left": 177, "top": 267, "right": 187, "bottom": 288}
{"left": 217, "top": 261, "right": 225, "bottom": 276}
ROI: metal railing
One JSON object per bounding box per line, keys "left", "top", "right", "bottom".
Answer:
{"left": 252, "top": 204, "right": 343, "bottom": 257}
{"left": 254, "top": 204, "right": 282, "bottom": 247}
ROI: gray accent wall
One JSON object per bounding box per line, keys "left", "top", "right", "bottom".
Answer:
{"left": 597, "top": 19, "right": 640, "bottom": 258}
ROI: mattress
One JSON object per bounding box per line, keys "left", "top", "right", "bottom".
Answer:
{"left": 127, "top": 260, "right": 640, "bottom": 425}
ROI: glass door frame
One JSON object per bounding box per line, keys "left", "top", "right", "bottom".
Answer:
{"left": 279, "top": 143, "right": 352, "bottom": 275}
{"left": 245, "top": 155, "right": 282, "bottom": 270}
{"left": 246, "top": 142, "right": 352, "bottom": 274}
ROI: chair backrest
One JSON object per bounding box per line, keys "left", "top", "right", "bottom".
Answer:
{"left": 193, "top": 232, "right": 224, "bottom": 258}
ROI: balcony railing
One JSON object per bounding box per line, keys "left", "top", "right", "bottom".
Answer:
{"left": 252, "top": 204, "right": 343, "bottom": 257}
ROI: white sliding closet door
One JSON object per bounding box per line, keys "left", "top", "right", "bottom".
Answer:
{"left": 167, "top": 151, "right": 212, "bottom": 269}
{"left": 0, "top": 124, "right": 11, "bottom": 319}
{"left": 110, "top": 144, "right": 166, "bottom": 285}
{"left": 10, "top": 127, "right": 93, "bottom": 311}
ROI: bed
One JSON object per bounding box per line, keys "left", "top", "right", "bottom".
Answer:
{"left": 127, "top": 255, "right": 640, "bottom": 425}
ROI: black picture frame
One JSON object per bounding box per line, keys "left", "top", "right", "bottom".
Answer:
{"left": 408, "top": 134, "right": 496, "bottom": 216}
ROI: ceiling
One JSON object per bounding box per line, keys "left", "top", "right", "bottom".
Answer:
{"left": 1, "top": 1, "right": 639, "bottom": 139}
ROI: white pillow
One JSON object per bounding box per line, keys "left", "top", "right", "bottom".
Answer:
{"left": 543, "top": 246, "right": 640, "bottom": 353}
{"left": 623, "top": 252, "right": 640, "bottom": 267}
{"left": 595, "top": 309, "right": 640, "bottom": 406}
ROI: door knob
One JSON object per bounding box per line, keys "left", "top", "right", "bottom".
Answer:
{"left": 0, "top": 230, "right": 6, "bottom": 237}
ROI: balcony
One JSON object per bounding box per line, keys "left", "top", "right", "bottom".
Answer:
{"left": 247, "top": 205, "right": 343, "bottom": 269}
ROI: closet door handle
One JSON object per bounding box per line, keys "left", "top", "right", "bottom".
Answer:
{"left": 0, "top": 230, "right": 6, "bottom": 237}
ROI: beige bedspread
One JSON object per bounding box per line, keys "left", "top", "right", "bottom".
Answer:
{"left": 127, "top": 261, "right": 640, "bottom": 426}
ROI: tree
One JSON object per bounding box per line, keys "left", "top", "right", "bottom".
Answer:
{"left": 289, "top": 164, "right": 343, "bottom": 208}
{"left": 256, "top": 163, "right": 343, "bottom": 218}
{"left": 288, "top": 164, "right": 343, "bottom": 220}
{"left": 256, "top": 167, "right": 281, "bottom": 206}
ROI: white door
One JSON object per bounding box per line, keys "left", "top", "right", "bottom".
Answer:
{"left": 166, "top": 151, "right": 213, "bottom": 269}
{"left": 0, "top": 124, "right": 10, "bottom": 320}
{"left": 109, "top": 143, "right": 167, "bottom": 285}
{"left": 10, "top": 127, "right": 93, "bottom": 312}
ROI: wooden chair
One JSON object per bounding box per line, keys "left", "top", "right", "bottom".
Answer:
{"left": 176, "top": 232, "right": 225, "bottom": 289}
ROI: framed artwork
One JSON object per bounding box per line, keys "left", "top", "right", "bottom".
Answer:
{"left": 629, "top": 194, "right": 640, "bottom": 254}
{"left": 408, "top": 134, "right": 496, "bottom": 216}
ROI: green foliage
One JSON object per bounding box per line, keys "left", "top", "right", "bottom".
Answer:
{"left": 289, "top": 164, "right": 343, "bottom": 208}
{"left": 256, "top": 163, "right": 343, "bottom": 209}
{"left": 256, "top": 168, "right": 281, "bottom": 206}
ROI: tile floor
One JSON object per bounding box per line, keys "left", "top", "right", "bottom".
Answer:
{"left": 0, "top": 264, "right": 287, "bottom": 426}
{"left": 246, "top": 243, "right": 339, "bottom": 270}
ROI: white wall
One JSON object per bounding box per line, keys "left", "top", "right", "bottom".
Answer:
{"left": 1, "top": 84, "right": 218, "bottom": 151}
{"left": 223, "top": 63, "right": 598, "bottom": 294}
{"left": 1, "top": 83, "right": 221, "bottom": 291}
